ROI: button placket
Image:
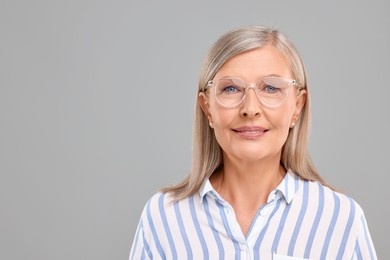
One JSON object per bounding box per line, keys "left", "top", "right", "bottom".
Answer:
{"left": 240, "top": 243, "right": 247, "bottom": 251}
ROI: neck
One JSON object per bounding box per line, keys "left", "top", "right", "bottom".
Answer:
{"left": 210, "top": 153, "right": 286, "bottom": 206}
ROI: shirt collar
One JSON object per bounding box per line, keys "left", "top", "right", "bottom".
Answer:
{"left": 198, "top": 171, "right": 300, "bottom": 204}
{"left": 274, "top": 171, "right": 299, "bottom": 204}
{"left": 198, "top": 178, "right": 214, "bottom": 203}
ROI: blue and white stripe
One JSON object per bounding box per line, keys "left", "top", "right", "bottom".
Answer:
{"left": 130, "top": 171, "right": 377, "bottom": 259}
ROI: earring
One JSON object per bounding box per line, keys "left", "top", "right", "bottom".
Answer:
{"left": 291, "top": 122, "right": 295, "bottom": 127}
{"left": 208, "top": 116, "right": 213, "bottom": 128}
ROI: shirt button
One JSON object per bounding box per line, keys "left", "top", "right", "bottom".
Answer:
{"left": 240, "top": 243, "right": 247, "bottom": 251}
{"left": 226, "top": 208, "right": 231, "bottom": 214}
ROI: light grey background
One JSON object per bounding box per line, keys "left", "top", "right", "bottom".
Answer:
{"left": 0, "top": 0, "right": 388, "bottom": 259}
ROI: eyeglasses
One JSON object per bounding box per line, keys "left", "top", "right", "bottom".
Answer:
{"left": 205, "top": 76, "right": 302, "bottom": 108}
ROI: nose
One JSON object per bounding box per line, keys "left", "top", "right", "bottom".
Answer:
{"left": 240, "top": 87, "right": 262, "bottom": 118}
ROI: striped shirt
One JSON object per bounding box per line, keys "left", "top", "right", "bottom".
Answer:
{"left": 130, "top": 171, "right": 377, "bottom": 259}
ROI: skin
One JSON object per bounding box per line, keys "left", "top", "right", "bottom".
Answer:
{"left": 199, "top": 45, "right": 307, "bottom": 236}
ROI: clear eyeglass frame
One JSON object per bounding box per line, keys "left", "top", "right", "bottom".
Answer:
{"left": 204, "top": 76, "right": 302, "bottom": 108}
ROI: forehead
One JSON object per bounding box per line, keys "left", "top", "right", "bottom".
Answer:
{"left": 215, "top": 45, "right": 292, "bottom": 80}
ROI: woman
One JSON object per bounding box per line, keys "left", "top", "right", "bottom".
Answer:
{"left": 129, "top": 25, "right": 377, "bottom": 259}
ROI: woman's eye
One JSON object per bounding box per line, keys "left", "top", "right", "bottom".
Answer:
{"left": 223, "top": 85, "right": 239, "bottom": 93}
{"left": 264, "top": 85, "right": 279, "bottom": 93}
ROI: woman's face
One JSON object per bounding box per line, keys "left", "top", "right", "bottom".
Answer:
{"left": 200, "top": 46, "right": 306, "bottom": 163}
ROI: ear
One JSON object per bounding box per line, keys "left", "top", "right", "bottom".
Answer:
{"left": 198, "top": 92, "right": 210, "bottom": 116}
{"left": 291, "top": 89, "right": 307, "bottom": 124}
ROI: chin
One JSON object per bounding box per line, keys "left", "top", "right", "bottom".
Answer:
{"left": 227, "top": 145, "right": 281, "bottom": 162}
{"left": 231, "top": 150, "right": 273, "bottom": 162}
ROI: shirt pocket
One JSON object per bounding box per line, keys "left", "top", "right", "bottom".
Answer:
{"left": 272, "top": 253, "right": 311, "bottom": 260}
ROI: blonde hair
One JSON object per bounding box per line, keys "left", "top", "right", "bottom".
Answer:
{"left": 162, "top": 25, "right": 330, "bottom": 199}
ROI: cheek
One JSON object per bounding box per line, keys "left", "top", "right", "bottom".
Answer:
{"left": 271, "top": 119, "right": 290, "bottom": 141}
{"left": 208, "top": 105, "right": 236, "bottom": 144}
{"left": 210, "top": 111, "right": 234, "bottom": 138}
{"left": 264, "top": 104, "right": 295, "bottom": 131}
{"left": 208, "top": 102, "right": 234, "bottom": 126}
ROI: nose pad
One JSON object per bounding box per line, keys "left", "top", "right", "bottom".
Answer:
{"left": 240, "top": 87, "right": 262, "bottom": 118}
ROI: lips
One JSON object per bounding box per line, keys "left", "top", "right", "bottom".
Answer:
{"left": 232, "top": 126, "right": 268, "bottom": 139}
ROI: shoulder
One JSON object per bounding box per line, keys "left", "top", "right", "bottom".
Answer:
{"left": 137, "top": 192, "right": 201, "bottom": 245}
{"left": 301, "top": 179, "right": 364, "bottom": 214}
{"left": 299, "top": 179, "right": 365, "bottom": 233}
{"left": 139, "top": 192, "right": 194, "bottom": 222}
{"left": 317, "top": 181, "right": 364, "bottom": 216}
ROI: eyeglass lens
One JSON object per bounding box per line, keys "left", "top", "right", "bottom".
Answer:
{"left": 214, "top": 77, "right": 292, "bottom": 108}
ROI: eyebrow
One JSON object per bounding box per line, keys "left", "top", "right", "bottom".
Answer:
{"left": 264, "top": 74, "right": 283, "bottom": 78}
{"left": 217, "top": 74, "right": 284, "bottom": 80}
